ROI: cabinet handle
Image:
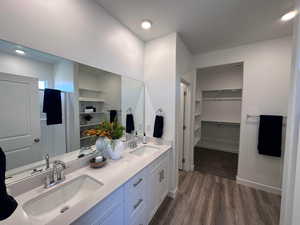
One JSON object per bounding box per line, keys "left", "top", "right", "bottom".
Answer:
{"left": 133, "top": 178, "right": 143, "bottom": 187}
{"left": 159, "top": 170, "right": 165, "bottom": 183}
{"left": 133, "top": 199, "right": 143, "bottom": 210}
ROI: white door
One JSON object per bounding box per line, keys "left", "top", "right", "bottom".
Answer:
{"left": 178, "top": 83, "right": 188, "bottom": 170}
{"left": 0, "top": 73, "right": 41, "bottom": 170}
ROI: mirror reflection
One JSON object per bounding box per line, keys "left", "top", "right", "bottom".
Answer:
{"left": 0, "top": 40, "right": 144, "bottom": 177}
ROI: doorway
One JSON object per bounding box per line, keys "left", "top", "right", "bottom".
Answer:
{"left": 178, "top": 81, "right": 190, "bottom": 171}
{"left": 193, "top": 63, "right": 243, "bottom": 180}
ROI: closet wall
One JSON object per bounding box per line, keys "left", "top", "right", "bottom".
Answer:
{"left": 194, "top": 63, "right": 243, "bottom": 153}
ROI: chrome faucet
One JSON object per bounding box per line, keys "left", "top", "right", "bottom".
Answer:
{"left": 44, "top": 160, "right": 67, "bottom": 188}
{"left": 128, "top": 132, "right": 138, "bottom": 149}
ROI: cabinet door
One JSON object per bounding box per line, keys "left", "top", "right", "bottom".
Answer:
{"left": 157, "top": 157, "right": 169, "bottom": 204}
{"left": 97, "top": 204, "right": 123, "bottom": 225}
{"left": 148, "top": 166, "right": 160, "bottom": 219}
{"left": 148, "top": 153, "right": 169, "bottom": 221}
{"left": 72, "top": 187, "right": 123, "bottom": 225}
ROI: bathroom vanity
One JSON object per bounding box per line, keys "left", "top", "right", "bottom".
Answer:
{"left": 2, "top": 143, "right": 171, "bottom": 225}
{"left": 0, "top": 38, "right": 173, "bottom": 225}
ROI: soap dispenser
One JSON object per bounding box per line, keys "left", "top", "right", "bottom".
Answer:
{"left": 143, "top": 133, "right": 147, "bottom": 144}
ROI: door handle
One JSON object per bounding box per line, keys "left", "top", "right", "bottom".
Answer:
{"left": 34, "top": 138, "right": 40, "bottom": 143}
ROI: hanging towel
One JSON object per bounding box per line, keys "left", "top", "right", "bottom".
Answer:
{"left": 153, "top": 115, "right": 164, "bottom": 138}
{"left": 110, "top": 110, "right": 117, "bottom": 123}
{"left": 258, "top": 115, "right": 283, "bottom": 157}
{"left": 0, "top": 148, "right": 18, "bottom": 221}
{"left": 126, "top": 114, "right": 135, "bottom": 133}
{"left": 43, "top": 89, "right": 62, "bottom": 125}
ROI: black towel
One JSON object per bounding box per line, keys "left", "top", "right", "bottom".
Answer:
{"left": 43, "top": 89, "right": 62, "bottom": 125}
{"left": 110, "top": 110, "right": 117, "bottom": 123}
{"left": 258, "top": 115, "right": 283, "bottom": 157}
{"left": 153, "top": 115, "right": 164, "bottom": 138}
{"left": 126, "top": 114, "right": 135, "bottom": 133}
{"left": 0, "top": 148, "right": 18, "bottom": 221}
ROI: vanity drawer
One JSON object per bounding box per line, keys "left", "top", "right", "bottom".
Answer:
{"left": 126, "top": 168, "right": 146, "bottom": 196}
{"left": 124, "top": 168, "right": 147, "bottom": 225}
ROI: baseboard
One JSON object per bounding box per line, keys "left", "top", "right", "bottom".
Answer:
{"left": 190, "top": 164, "right": 194, "bottom": 171}
{"left": 236, "top": 176, "right": 281, "bottom": 195}
{"left": 196, "top": 144, "right": 239, "bottom": 154}
{"left": 168, "top": 188, "right": 177, "bottom": 199}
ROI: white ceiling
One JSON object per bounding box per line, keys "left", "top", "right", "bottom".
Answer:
{"left": 96, "top": 0, "right": 294, "bottom": 54}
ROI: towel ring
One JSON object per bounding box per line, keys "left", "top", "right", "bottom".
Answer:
{"left": 156, "top": 108, "right": 164, "bottom": 116}
{"left": 127, "top": 107, "right": 133, "bottom": 114}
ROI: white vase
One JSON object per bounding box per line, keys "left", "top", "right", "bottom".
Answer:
{"left": 105, "top": 138, "right": 124, "bottom": 160}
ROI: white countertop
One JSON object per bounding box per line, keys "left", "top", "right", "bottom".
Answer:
{"left": 1, "top": 142, "right": 171, "bottom": 225}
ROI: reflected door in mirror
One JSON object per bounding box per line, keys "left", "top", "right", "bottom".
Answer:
{"left": 0, "top": 73, "right": 41, "bottom": 170}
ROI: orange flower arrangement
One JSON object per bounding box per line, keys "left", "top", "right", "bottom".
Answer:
{"left": 84, "top": 121, "right": 124, "bottom": 140}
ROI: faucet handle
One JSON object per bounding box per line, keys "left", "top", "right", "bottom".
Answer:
{"left": 44, "top": 171, "right": 51, "bottom": 188}
{"left": 44, "top": 154, "right": 50, "bottom": 170}
{"left": 53, "top": 160, "right": 66, "bottom": 169}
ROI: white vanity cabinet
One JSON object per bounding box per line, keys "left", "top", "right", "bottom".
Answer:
{"left": 71, "top": 149, "right": 170, "bottom": 225}
{"left": 147, "top": 152, "right": 170, "bottom": 223}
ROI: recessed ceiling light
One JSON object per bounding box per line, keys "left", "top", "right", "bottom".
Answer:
{"left": 281, "top": 10, "right": 298, "bottom": 22}
{"left": 141, "top": 20, "right": 152, "bottom": 30}
{"left": 15, "top": 49, "right": 26, "bottom": 55}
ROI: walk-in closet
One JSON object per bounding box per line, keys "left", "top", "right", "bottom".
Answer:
{"left": 78, "top": 64, "right": 121, "bottom": 148}
{"left": 194, "top": 63, "right": 243, "bottom": 180}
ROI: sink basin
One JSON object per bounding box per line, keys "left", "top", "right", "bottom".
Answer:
{"left": 23, "top": 175, "right": 103, "bottom": 219}
{"left": 130, "top": 145, "right": 160, "bottom": 156}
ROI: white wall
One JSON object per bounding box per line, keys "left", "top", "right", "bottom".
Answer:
{"left": 193, "top": 37, "right": 292, "bottom": 193}
{"left": 0, "top": 0, "right": 144, "bottom": 81}
{"left": 54, "top": 60, "right": 80, "bottom": 152}
{"left": 144, "top": 33, "right": 177, "bottom": 193}
{"left": 280, "top": 1, "right": 300, "bottom": 223}
{"left": 0, "top": 51, "right": 54, "bottom": 87}
{"left": 145, "top": 33, "right": 177, "bottom": 141}
{"left": 175, "top": 35, "right": 194, "bottom": 171}
{"left": 54, "top": 60, "right": 76, "bottom": 92}
{"left": 121, "top": 77, "right": 145, "bottom": 134}
{"left": 144, "top": 32, "right": 193, "bottom": 195}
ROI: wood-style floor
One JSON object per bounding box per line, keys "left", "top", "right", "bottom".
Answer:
{"left": 149, "top": 171, "right": 281, "bottom": 225}
{"left": 194, "top": 148, "right": 238, "bottom": 180}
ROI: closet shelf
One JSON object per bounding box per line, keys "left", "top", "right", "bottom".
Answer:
{"left": 79, "top": 87, "right": 102, "bottom": 92}
{"left": 201, "top": 119, "right": 240, "bottom": 125}
{"left": 80, "top": 112, "right": 105, "bottom": 115}
{"left": 79, "top": 97, "right": 105, "bottom": 102}
{"left": 80, "top": 123, "right": 101, "bottom": 128}
{"left": 202, "top": 88, "right": 242, "bottom": 92}
{"left": 203, "top": 97, "right": 242, "bottom": 101}
{"left": 80, "top": 135, "right": 96, "bottom": 140}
